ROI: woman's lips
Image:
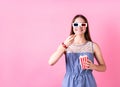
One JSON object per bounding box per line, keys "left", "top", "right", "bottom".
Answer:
{"left": 75, "top": 28, "right": 83, "bottom": 32}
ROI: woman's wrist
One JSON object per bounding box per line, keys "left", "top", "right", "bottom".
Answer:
{"left": 91, "top": 64, "right": 97, "bottom": 70}
{"left": 61, "top": 42, "right": 68, "bottom": 49}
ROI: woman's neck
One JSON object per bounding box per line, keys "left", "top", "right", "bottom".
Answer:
{"left": 74, "top": 34, "right": 87, "bottom": 45}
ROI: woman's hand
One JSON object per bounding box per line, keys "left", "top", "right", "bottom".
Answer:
{"left": 64, "top": 34, "right": 76, "bottom": 47}
{"left": 86, "top": 59, "right": 95, "bottom": 70}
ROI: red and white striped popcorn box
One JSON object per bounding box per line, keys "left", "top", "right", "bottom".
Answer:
{"left": 79, "top": 55, "right": 88, "bottom": 69}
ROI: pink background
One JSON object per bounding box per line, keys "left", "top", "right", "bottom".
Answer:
{"left": 0, "top": 0, "right": 120, "bottom": 87}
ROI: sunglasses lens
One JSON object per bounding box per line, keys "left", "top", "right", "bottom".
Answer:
{"left": 73, "top": 23, "right": 78, "bottom": 27}
{"left": 81, "top": 23, "right": 86, "bottom": 26}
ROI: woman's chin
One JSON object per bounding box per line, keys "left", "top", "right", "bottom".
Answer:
{"left": 75, "top": 32, "right": 82, "bottom": 35}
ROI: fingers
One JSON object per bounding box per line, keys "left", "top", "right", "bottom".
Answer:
{"left": 64, "top": 34, "right": 76, "bottom": 46}
{"left": 68, "top": 35, "right": 76, "bottom": 41}
{"left": 87, "top": 59, "right": 92, "bottom": 64}
{"left": 71, "top": 34, "right": 76, "bottom": 38}
{"left": 85, "top": 59, "right": 93, "bottom": 69}
{"left": 68, "top": 34, "right": 75, "bottom": 39}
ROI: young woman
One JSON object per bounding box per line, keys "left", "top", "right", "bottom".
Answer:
{"left": 48, "top": 14, "right": 106, "bottom": 87}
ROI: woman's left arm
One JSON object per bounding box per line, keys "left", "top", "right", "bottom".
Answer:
{"left": 87, "top": 43, "right": 106, "bottom": 72}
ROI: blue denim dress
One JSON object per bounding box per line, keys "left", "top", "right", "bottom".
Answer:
{"left": 62, "top": 41, "right": 97, "bottom": 87}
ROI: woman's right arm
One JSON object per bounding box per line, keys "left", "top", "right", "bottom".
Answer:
{"left": 48, "top": 35, "right": 76, "bottom": 66}
{"left": 48, "top": 44, "right": 66, "bottom": 66}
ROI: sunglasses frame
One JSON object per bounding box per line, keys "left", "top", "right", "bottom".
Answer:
{"left": 72, "top": 23, "right": 87, "bottom": 28}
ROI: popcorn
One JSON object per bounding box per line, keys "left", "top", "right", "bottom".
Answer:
{"left": 79, "top": 55, "right": 88, "bottom": 69}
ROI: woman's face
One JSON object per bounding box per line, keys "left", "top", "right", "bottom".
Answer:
{"left": 72, "top": 17, "right": 87, "bottom": 35}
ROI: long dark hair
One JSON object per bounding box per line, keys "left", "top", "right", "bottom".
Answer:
{"left": 70, "top": 14, "right": 92, "bottom": 41}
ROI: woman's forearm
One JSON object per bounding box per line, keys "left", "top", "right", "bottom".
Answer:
{"left": 92, "top": 64, "right": 106, "bottom": 72}
{"left": 48, "top": 44, "right": 66, "bottom": 66}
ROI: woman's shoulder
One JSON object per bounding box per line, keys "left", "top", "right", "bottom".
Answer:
{"left": 91, "top": 41, "right": 101, "bottom": 53}
{"left": 92, "top": 42, "right": 100, "bottom": 47}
